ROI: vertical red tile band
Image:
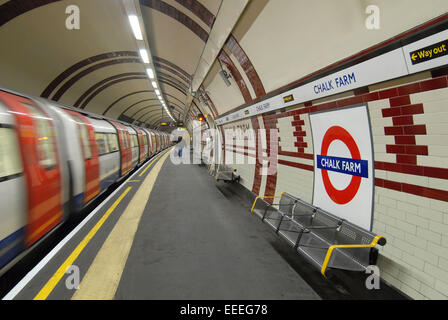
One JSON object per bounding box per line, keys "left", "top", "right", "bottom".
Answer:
{"left": 218, "top": 50, "right": 252, "bottom": 103}
{"left": 383, "top": 94, "right": 428, "bottom": 165}
{"left": 262, "top": 115, "right": 278, "bottom": 203}
{"left": 251, "top": 116, "right": 263, "bottom": 195}
{"left": 200, "top": 86, "right": 218, "bottom": 118}
{"left": 223, "top": 34, "right": 269, "bottom": 196}
{"left": 225, "top": 35, "right": 266, "bottom": 98}
{"left": 219, "top": 126, "right": 226, "bottom": 164}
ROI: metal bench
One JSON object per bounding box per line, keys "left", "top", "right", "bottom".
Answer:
{"left": 250, "top": 192, "right": 386, "bottom": 277}
{"left": 215, "top": 165, "right": 240, "bottom": 183}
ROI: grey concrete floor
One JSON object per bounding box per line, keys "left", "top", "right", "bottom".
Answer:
{"left": 115, "top": 160, "right": 321, "bottom": 300}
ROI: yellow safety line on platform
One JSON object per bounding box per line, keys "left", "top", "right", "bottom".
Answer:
{"left": 71, "top": 150, "right": 171, "bottom": 300}
{"left": 138, "top": 148, "right": 172, "bottom": 177}
{"left": 33, "top": 187, "right": 132, "bottom": 300}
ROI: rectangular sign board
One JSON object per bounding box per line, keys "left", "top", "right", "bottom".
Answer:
{"left": 310, "top": 105, "right": 374, "bottom": 230}
{"left": 403, "top": 29, "right": 448, "bottom": 74}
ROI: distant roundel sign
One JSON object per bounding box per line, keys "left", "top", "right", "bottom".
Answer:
{"left": 310, "top": 106, "right": 374, "bottom": 230}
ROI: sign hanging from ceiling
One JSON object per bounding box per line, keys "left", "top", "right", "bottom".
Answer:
{"left": 310, "top": 105, "right": 374, "bottom": 230}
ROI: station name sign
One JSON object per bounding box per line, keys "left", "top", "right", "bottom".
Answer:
{"left": 317, "top": 155, "right": 368, "bottom": 178}
{"left": 215, "top": 29, "right": 448, "bottom": 126}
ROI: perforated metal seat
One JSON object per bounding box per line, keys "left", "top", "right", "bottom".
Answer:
{"left": 262, "top": 193, "right": 297, "bottom": 228}
{"left": 277, "top": 199, "right": 316, "bottom": 246}
{"left": 250, "top": 192, "right": 386, "bottom": 277}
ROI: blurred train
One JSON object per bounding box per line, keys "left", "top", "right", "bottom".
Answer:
{"left": 0, "top": 87, "right": 174, "bottom": 273}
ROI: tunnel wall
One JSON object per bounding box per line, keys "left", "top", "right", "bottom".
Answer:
{"left": 208, "top": 2, "right": 448, "bottom": 300}
{"left": 221, "top": 70, "right": 448, "bottom": 300}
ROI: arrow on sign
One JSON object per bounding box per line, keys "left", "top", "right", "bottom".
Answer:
{"left": 411, "top": 53, "right": 417, "bottom": 61}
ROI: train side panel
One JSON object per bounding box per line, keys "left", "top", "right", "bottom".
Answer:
{"left": 89, "top": 118, "right": 120, "bottom": 193}
{"left": 0, "top": 91, "right": 63, "bottom": 247}
{"left": 0, "top": 101, "right": 26, "bottom": 269}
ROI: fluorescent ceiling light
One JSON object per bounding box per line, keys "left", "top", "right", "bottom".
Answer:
{"left": 128, "top": 15, "right": 143, "bottom": 40}
{"left": 155, "top": 89, "right": 160, "bottom": 95}
{"left": 151, "top": 81, "right": 157, "bottom": 89}
{"left": 146, "top": 68, "right": 154, "bottom": 79}
{"left": 140, "top": 49, "right": 150, "bottom": 64}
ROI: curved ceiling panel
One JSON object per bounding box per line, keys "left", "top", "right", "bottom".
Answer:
{"left": 0, "top": 0, "right": 226, "bottom": 126}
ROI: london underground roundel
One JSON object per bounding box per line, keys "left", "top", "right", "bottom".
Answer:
{"left": 310, "top": 105, "right": 374, "bottom": 230}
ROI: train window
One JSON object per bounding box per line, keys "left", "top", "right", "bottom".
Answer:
{"left": 70, "top": 114, "right": 92, "bottom": 160}
{"left": 79, "top": 124, "right": 92, "bottom": 160}
{"left": 22, "top": 103, "right": 57, "bottom": 169}
{"left": 131, "top": 134, "right": 138, "bottom": 148}
{"left": 108, "top": 133, "right": 119, "bottom": 152}
{"left": 0, "top": 127, "right": 23, "bottom": 179}
{"left": 95, "top": 133, "right": 109, "bottom": 155}
{"left": 144, "top": 135, "right": 148, "bottom": 146}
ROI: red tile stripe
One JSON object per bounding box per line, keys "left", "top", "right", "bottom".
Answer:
{"left": 375, "top": 161, "right": 448, "bottom": 180}
{"left": 380, "top": 92, "right": 428, "bottom": 165}
{"left": 251, "top": 117, "right": 263, "bottom": 195}
{"left": 262, "top": 115, "right": 278, "bottom": 202}
{"left": 225, "top": 148, "right": 256, "bottom": 158}
{"left": 278, "top": 159, "right": 314, "bottom": 172}
{"left": 218, "top": 50, "right": 252, "bottom": 103}
{"left": 226, "top": 35, "right": 266, "bottom": 98}
{"left": 278, "top": 150, "right": 314, "bottom": 160}
{"left": 225, "top": 144, "right": 258, "bottom": 151}
{"left": 375, "top": 178, "right": 448, "bottom": 202}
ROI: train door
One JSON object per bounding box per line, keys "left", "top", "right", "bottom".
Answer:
{"left": 65, "top": 111, "right": 100, "bottom": 204}
{"left": 146, "top": 130, "right": 154, "bottom": 157}
{"left": 142, "top": 131, "right": 149, "bottom": 160}
{"left": 0, "top": 91, "right": 63, "bottom": 247}
{"left": 156, "top": 134, "right": 161, "bottom": 152}
{"left": 137, "top": 129, "right": 145, "bottom": 163}
{"left": 110, "top": 121, "right": 131, "bottom": 176}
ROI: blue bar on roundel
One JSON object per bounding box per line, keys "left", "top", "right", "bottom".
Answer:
{"left": 316, "top": 155, "right": 368, "bottom": 178}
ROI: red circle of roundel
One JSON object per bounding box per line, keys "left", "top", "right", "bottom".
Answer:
{"left": 320, "top": 126, "right": 362, "bottom": 205}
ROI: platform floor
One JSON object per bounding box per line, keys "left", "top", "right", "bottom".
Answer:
{"left": 7, "top": 149, "right": 321, "bottom": 300}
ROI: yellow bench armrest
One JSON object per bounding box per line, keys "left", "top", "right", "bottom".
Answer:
{"left": 320, "top": 235, "right": 386, "bottom": 277}
{"left": 250, "top": 192, "right": 286, "bottom": 213}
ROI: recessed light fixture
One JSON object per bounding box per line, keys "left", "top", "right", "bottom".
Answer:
{"left": 151, "top": 81, "right": 157, "bottom": 89}
{"left": 128, "top": 15, "right": 143, "bottom": 40}
{"left": 146, "top": 68, "right": 154, "bottom": 79}
{"left": 155, "top": 89, "right": 160, "bottom": 95}
{"left": 139, "top": 49, "right": 150, "bottom": 63}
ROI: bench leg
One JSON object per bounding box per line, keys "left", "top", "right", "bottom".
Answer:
{"left": 294, "top": 229, "right": 307, "bottom": 250}
{"left": 276, "top": 214, "right": 285, "bottom": 234}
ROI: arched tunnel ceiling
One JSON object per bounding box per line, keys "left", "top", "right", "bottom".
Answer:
{"left": 0, "top": 0, "right": 223, "bottom": 127}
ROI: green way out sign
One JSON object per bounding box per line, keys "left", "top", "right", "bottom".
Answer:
{"left": 409, "top": 39, "right": 448, "bottom": 65}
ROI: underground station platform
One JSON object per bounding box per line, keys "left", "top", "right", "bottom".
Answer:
{"left": 1, "top": 0, "right": 448, "bottom": 310}
{"left": 1, "top": 148, "right": 405, "bottom": 301}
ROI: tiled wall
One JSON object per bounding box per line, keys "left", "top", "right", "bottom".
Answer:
{"left": 223, "top": 70, "right": 448, "bottom": 299}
